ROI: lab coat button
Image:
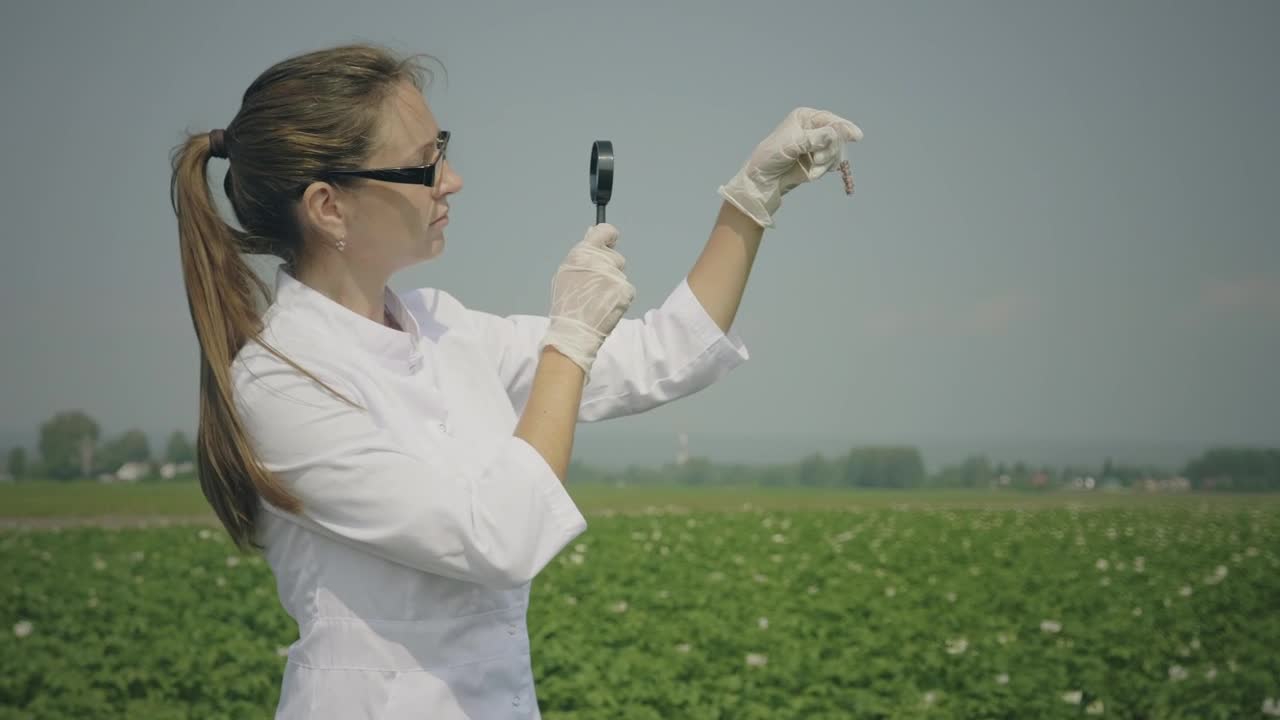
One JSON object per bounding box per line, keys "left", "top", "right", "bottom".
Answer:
{"left": 506, "top": 623, "right": 516, "bottom": 636}
{"left": 512, "top": 696, "right": 520, "bottom": 707}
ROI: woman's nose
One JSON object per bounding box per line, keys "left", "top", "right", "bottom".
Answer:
{"left": 438, "top": 159, "right": 462, "bottom": 195}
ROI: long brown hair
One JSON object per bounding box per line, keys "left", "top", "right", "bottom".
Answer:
{"left": 168, "top": 44, "right": 441, "bottom": 551}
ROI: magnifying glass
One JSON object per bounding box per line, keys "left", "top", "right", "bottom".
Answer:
{"left": 590, "top": 140, "right": 614, "bottom": 224}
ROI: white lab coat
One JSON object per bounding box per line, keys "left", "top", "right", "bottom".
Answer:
{"left": 230, "top": 263, "right": 749, "bottom": 719}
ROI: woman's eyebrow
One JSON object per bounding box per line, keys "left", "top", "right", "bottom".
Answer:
{"left": 405, "top": 131, "right": 441, "bottom": 163}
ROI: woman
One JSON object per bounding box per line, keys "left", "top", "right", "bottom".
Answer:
{"left": 169, "top": 43, "right": 860, "bottom": 720}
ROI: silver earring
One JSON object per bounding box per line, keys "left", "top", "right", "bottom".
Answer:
{"left": 334, "top": 237, "right": 347, "bottom": 252}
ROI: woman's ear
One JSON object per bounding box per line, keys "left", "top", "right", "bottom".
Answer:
{"left": 300, "top": 181, "right": 348, "bottom": 244}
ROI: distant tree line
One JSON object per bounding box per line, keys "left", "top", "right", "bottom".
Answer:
{"left": 4, "top": 410, "right": 194, "bottom": 481}
{"left": 566, "top": 445, "right": 1280, "bottom": 492}
{"left": 5, "top": 410, "right": 1279, "bottom": 492}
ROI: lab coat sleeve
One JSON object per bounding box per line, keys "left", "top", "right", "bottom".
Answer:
{"left": 466, "top": 276, "right": 750, "bottom": 422}
{"left": 232, "top": 358, "right": 586, "bottom": 590}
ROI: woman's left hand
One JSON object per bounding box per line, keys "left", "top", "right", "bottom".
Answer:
{"left": 717, "top": 107, "right": 863, "bottom": 229}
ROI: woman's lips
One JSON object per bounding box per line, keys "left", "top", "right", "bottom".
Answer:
{"left": 431, "top": 213, "right": 449, "bottom": 226}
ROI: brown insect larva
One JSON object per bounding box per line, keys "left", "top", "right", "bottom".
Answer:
{"left": 837, "top": 160, "right": 854, "bottom": 195}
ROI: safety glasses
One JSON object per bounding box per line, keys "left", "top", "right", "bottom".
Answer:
{"left": 319, "top": 130, "right": 450, "bottom": 188}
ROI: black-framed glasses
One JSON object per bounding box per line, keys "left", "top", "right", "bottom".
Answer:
{"left": 320, "top": 130, "right": 450, "bottom": 188}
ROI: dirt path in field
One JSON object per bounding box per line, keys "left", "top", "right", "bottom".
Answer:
{"left": 0, "top": 514, "right": 222, "bottom": 530}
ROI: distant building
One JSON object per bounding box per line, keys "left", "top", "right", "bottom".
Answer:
{"left": 675, "top": 432, "right": 689, "bottom": 466}
{"left": 159, "top": 461, "right": 195, "bottom": 480}
{"left": 100, "top": 460, "right": 152, "bottom": 483}
{"left": 1141, "top": 476, "right": 1191, "bottom": 493}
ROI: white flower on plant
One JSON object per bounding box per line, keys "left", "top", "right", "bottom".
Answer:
{"left": 708, "top": 571, "right": 725, "bottom": 582}
{"left": 945, "top": 637, "right": 968, "bottom": 655}
{"left": 1062, "top": 690, "right": 1083, "bottom": 705}
{"left": 1168, "top": 665, "right": 1188, "bottom": 682}
{"left": 1262, "top": 698, "right": 1280, "bottom": 717}
{"left": 884, "top": 586, "right": 896, "bottom": 598}
{"left": 1204, "top": 666, "right": 1217, "bottom": 680}
{"left": 569, "top": 553, "right": 584, "bottom": 565}
{"left": 1095, "top": 558, "right": 1109, "bottom": 571}
{"left": 675, "top": 643, "right": 691, "bottom": 654}
{"left": 995, "top": 673, "right": 1009, "bottom": 685}
{"left": 996, "top": 632, "right": 1012, "bottom": 645}
{"left": 13, "top": 621, "right": 33, "bottom": 639}
{"left": 1085, "top": 699, "right": 1104, "bottom": 715}
{"left": 226, "top": 556, "right": 241, "bottom": 568}
{"left": 921, "top": 691, "right": 939, "bottom": 707}
{"left": 276, "top": 646, "right": 289, "bottom": 657}
{"left": 745, "top": 653, "right": 768, "bottom": 667}
{"left": 574, "top": 543, "right": 587, "bottom": 553}
{"left": 1132, "top": 607, "right": 1143, "bottom": 617}
{"left": 807, "top": 585, "right": 819, "bottom": 595}
{"left": 564, "top": 595, "right": 577, "bottom": 606}
{"left": 1179, "top": 585, "right": 1193, "bottom": 597}
{"left": 93, "top": 557, "right": 107, "bottom": 571}
{"left": 945, "top": 591, "right": 957, "bottom": 603}
{"left": 753, "top": 573, "right": 768, "bottom": 584}
{"left": 771, "top": 533, "right": 786, "bottom": 544}
{"left": 610, "top": 601, "right": 628, "bottom": 614}
{"left": 757, "top": 617, "right": 769, "bottom": 630}
{"left": 198, "top": 529, "right": 212, "bottom": 540}
{"left": 1040, "top": 620, "right": 1062, "bottom": 634}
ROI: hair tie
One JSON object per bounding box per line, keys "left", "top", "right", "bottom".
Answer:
{"left": 208, "top": 129, "right": 229, "bottom": 159}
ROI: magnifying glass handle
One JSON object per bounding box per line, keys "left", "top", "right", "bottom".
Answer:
{"left": 591, "top": 140, "right": 614, "bottom": 225}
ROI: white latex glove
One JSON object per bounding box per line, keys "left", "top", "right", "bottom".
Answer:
{"left": 718, "top": 107, "right": 864, "bottom": 229}
{"left": 538, "top": 223, "right": 636, "bottom": 376}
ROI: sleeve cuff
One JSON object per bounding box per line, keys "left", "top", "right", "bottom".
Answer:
{"left": 509, "top": 435, "right": 588, "bottom": 543}
{"left": 666, "top": 276, "right": 751, "bottom": 366}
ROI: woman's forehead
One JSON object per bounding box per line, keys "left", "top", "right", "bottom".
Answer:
{"left": 377, "top": 85, "right": 439, "bottom": 158}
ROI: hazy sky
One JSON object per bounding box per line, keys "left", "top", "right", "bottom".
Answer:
{"left": 1, "top": 1, "right": 1276, "bottom": 468}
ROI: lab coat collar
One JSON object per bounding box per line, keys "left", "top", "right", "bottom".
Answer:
{"left": 272, "top": 263, "right": 424, "bottom": 376}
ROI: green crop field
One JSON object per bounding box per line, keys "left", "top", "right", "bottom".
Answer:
{"left": 3, "top": 486, "right": 1279, "bottom": 718}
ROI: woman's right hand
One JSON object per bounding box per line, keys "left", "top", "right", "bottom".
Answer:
{"left": 539, "top": 223, "right": 636, "bottom": 376}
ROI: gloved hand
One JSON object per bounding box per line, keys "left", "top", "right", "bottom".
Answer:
{"left": 538, "top": 223, "right": 636, "bottom": 376}
{"left": 718, "top": 107, "right": 863, "bottom": 229}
